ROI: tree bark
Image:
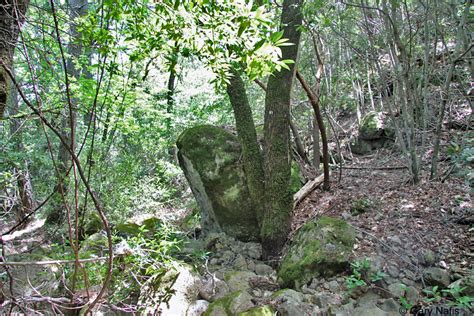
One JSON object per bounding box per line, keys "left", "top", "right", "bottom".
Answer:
{"left": 227, "top": 68, "right": 265, "bottom": 224}
{"left": 296, "top": 71, "right": 330, "bottom": 190}
{"left": 261, "top": 0, "right": 303, "bottom": 259}
{"left": 0, "top": 0, "right": 29, "bottom": 120}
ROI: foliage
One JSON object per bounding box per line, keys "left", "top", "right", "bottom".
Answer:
{"left": 345, "top": 258, "right": 387, "bottom": 292}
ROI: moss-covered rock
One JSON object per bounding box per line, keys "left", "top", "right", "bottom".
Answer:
{"left": 177, "top": 125, "right": 259, "bottom": 241}
{"left": 351, "top": 112, "right": 395, "bottom": 155}
{"left": 203, "top": 290, "right": 254, "bottom": 316}
{"left": 277, "top": 216, "right": 355, "bottom": 288}
{"left": 237, "top": 305, "right": 274, "bottom": 316}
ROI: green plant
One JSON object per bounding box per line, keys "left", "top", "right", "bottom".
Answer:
{"left": 350, "top": 198, "right": 374, "bottom": 215}
{"left": 345, "top": 258, "right": 386, "bottom": 292}
{"left": 423, "top": 286, "right": 442, "bottom": 303}
{"left": 442, "top": 286, "right": 473, "bottom": 309}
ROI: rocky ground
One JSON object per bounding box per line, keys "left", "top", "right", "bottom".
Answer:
{"left": 157, "top": 152, "right": 472, "bottom": 316}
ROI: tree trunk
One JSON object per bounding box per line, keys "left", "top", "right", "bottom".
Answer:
{"left": 9, "top": 69, "right": 36, "bottom": 227}
{"left": 0, "top": 0, "right": 29, "bottom": 120}
{"left": 227, "top": 68, "right": 265, "bottom": 224}
{"left": 312, "top": 117, "right": 320, "bottom": 170}
{"left": 296, "top": 71, "right": 330, "bottom": 190}
{"left": 261, "top": 0, "right": 302, "bottom": 259}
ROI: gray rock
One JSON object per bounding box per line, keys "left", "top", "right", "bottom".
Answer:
{"left": 245, "top": 243, "right": 262, "bottom": 259}
{"left": 278, "top": 216, "right": 356, "bottom": 288}
{"left": 204, "top": 291, "right": 254, "bottom": 315}
{"left": 199, "top": 275, "right": 229, "bottom": 302}
{"left": 378, "top": 298, "right": 401, "bottom": 313}
{"left": 423, "top": 267, "right": 451, "bottom": 288}
{"left": 224, "top": 270, "right": 256, "bottom": 292}
{"left": 232, "top": 254, "right": 247, "bottom": 270}
{"left": 187, "top": 300, "right": 209, "bottom": 316}
{"left": 139, "top": 264, "right": 201, "bottom": 315}
{"left": 272, "top": 289, "right": 311, "bottom": 316}
{"left": 387, "top": 283, "right": 405, "bottom": 298}
{"left": 418, "top": 249, "right": 436, "bottom": 266}
{"left": 255, "top": 263, "right": 274, "bottom": 276}
{"left": 388, "top": 236, "right": 402, "bottom": 246}
{"left": 327, "top": 280, "right": 340, "bottom": 292}
{"left": 386, "top": 265, "right": 400, "bottom": 278}
{"left": 247, "top": 260, "right": 256, "bottom": 272}
{"left": 177, "top": 125, "right": 260, "bottom": 241}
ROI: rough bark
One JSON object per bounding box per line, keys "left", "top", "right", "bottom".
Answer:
{"left": 296, "top": 71, "right": 330, "bottom": 190}
{"left": 261, "top": 0, "right": 303, "bottom": 259}
{"left": 9, "top": 70, "right": 36, "bottom": 227}
{"left": 0, "top": 0, "right": 29, "bottom": 120}
{"left": 227, "top": 68, "right": 265, "bottom": 224}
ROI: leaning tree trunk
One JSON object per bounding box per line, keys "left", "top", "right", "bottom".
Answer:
{"left": 227, "top": 68, "right": 265, "bottom": 224}
{"left": 0, "top": 0, "right": 29, "bottom": 120}
{"left": 261, "top": 0, "right": 303, "bottom": 259}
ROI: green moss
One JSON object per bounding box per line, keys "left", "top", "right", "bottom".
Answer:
{"left": 237, "top": 306, "right": 274, "bottom": 316}
{"left": 278, "top": 216, "right": 355, "bottom": 288}
{"left": 290, "top": 162, "right": 303, "bottom": 195}
{"left": 203, "top": 291, "right": 243, "bottom": 316}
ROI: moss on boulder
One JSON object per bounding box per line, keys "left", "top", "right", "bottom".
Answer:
{"left": 277, "top": 216, "right": 355, "bottom": 288}
{"left": 237, "top": 305, "right": 274, "bottom": 316}
{"left": 351, "top": 112, "right": 395, "bottom": 155}
{"left": 177, "top": 125, "right": 259, "bottom": 241}
{"left": 203, "top": 290, "right": 254, "bottom": 316}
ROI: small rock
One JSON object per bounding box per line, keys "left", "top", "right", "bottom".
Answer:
{"left": 387, "top": 236, "right": 402, "bottom": 246}
{"left": 328, "top": 280, "right": 340, "bottom": 292}
{"left": 247, "top": 260, "right": 256, "bottom": 272}
{"left": 341, "top": 211, "right": 352, "bottom": 220}
{"left": 386, "top": 265, "right": 400, "bottom": 278}
{"left": 245, "top": 243, "right": 262, "bottom": 260}
{"left": 225, "top": 270, "right": 256, "bottom": 292}
{"left": 378, "top": 298, "right": 401, "bottom": 314}
{"left": 423, "top": 267, "right": 450, "bottom": 288}
{"left": 187, "top": 300, "right": 209, "bottom": 316}
{"left": 233, "top": 254, "right": 247, "bottom": 270}
{"left": 199, "top": 276, "right": 229, "bottom": 302}
{"left": 417, "top": 249, "right": 436, "bottom": 266}
{"left": 255, "top": 263, "right": 274, "bottom": 276}
{"left": 387, "top": 283, "right": 404, "bottom": 298}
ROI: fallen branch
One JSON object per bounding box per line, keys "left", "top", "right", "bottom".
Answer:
{"left": 293, "top": 173, "right": 325, "bottom": 207}
{"left": 0, "top": 257, "right": 108, "bottom": 266}
{"left": 341, "top": 166, "right": 407, "bottom": 170}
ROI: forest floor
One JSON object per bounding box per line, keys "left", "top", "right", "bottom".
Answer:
{"left": 293, "top": 150, "right": 472, "bottom": 282}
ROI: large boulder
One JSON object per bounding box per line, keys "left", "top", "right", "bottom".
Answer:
{"left": 138, "top": 263, "right": 202, "bottom": 315}
{"left": 278, "top": 216, "right": 356, "bottom": 288}
{"left": 203, "top": 291, "right": 255, "bottom": 316}
{"left": 177, "top": 125, "right": 259, "bottom": 241}
{"left": 351, "top": 112, "right": 395, "bottom": 155}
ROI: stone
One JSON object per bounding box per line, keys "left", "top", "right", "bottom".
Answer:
{"left": 272, "top": 289, "right": 312, "bottom": 316}
{"left": 386, "top": 265, "right": 400, "bottom": 278}
{"left": 138, "top": 263, "right": 202, "bottom": 315}
{"left": 3, "top": 253, "right": 61, "bottom": 298}
{"left": 233, "top": 254, "right": 248, "bottom": 270}
{"left": 327, "top": 280, "right": 340, "bottom": 292}
{"left": 199, "top": 275, "right": 230, "bottom": 302}
{"left": 187, "top": 300, "right": 210, "bottom": 316}
{"left": 204, "top": 291, "right": 254, "bottom": 316}
{"left": 245, "top": 243, "right": 262, "bottom": 260}
{"left": 247, "top": 260, "right": 256, "bottom": 272}
{"left": 225, "top": 270, "right": 257, "bottom": 292}
{"left": 359, "top": 111, "right": 394, "bottom": 140}
{"left": 278, "top": 216, "right": 356, "bottom": 288}
{"left": 255, "top": 263, "right": 274, "bottom": 276}
{"left": 177, "top": 125, "right": 260, "bottom": 241}
{"left": 237, "top": 306, "right": 274, "bottom": 316}
{"left": 423, "top": 267, "right": 451, "bottom": 288}
{"left": 387, "top": 283, "right": 405, "bottom": 298}
{"left": 379, "top": 298, "right": 401, "bottom": 314}
{"left": 418, "top": 249, "right": 436, "bottom": 266}
{"left": 350, "top": 112, "right": 394, "bottom": 155}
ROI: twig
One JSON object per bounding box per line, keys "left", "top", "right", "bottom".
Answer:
{"left": 342, "top": 166, "right": 407, "bottom": 170}
{"left": 0, "top": 257, "right": 109, "bottom": 266}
